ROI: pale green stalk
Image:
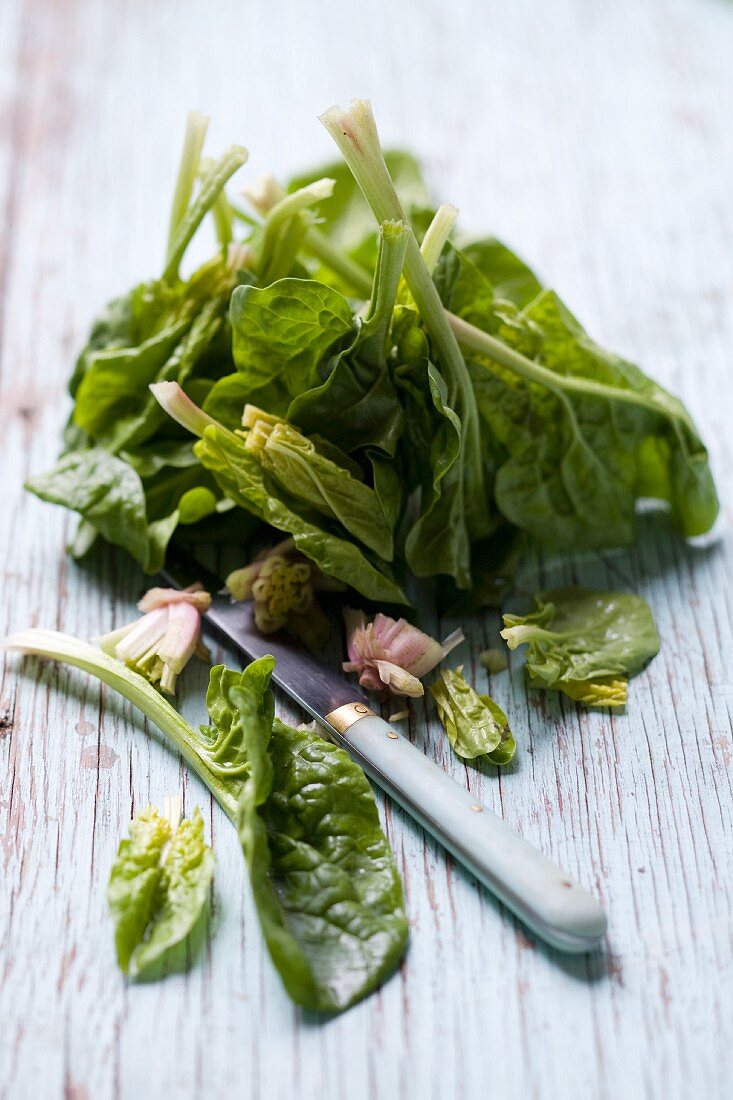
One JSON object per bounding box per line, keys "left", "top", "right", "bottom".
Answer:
{"left": 420, "top": 203, "right": 459, "bottom": 274}
{"left": 167, "top": 111, "right": 210, "bottom": 257}
{"left": 149, "top": 381, "right": 240, "bottom": 444}
{"left": 200, "top": 155, "right": 234, "bottom": 247}
{"left": 358, "top": 220, "right": 408, "bottom": 364}
{"left": 319, "top": 100, "right": 489, "bottom": 537}
{"left": 164, "top": 144, "right": 248, "bottom": 282}
{"left": 2, "top": 630, "right": 239, "bottom": 818}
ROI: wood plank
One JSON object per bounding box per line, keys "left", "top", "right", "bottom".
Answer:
{"left": 1, "top": 0, "right": 732, "bottom": 1097}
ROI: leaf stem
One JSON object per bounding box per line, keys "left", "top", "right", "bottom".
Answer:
{"left": 420, "top": 204, "right": 459, "bottom": 275}
{"left": 303, "top": 227, "right": 374, "bottom": 296}
{"left": 167, "top": 111, "right": 210, "bottom": 259}
{"left": 2, "top": 630, "right": 239, "bottom": 818}
{"left": 446, "top": 311, "right": 698, "bottom": 435}
{"left": 358, "top": 220, "right": 408, "bottom": 365}
{"left": 150, "top": 381, "right": 240, "bottom": 444}
{"left": 164, "top": 145, "right": 248, "bottom": 283}
{"left": 319, "top": 100, "right": 488, "bottom": 537}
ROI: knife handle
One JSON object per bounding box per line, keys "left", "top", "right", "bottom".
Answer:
{"left": 326, "top": 708, "right": 607, "bottom": 953}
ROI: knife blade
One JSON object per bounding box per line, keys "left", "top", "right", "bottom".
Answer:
{"left": 161, "top": 548, "right": 607, "bottom": 954}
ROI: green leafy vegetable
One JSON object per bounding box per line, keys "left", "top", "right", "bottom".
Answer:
{"left": 501, "top": 587, "right": 661, "bottom": 706}
{"left": 246, "top": 418, "right": 394, "bottom": 559}
{"left": 450, "top": 268, "right": 719, "bottom": 549}
{"left": 108, "top": 795, "right": 214, "bottom": 977}
{"left": 26, "top": 105, "right": 718, "bottom": 613}
{"left": 25, "top": 449, "right": 177, "bottom": 573}
{"left": 430, "top": 666, "right": 516, "bottom": 765}
{"left": 237, "top": 713, "right": 409, "bottom": 1012}
{"left": 213, "top": 277, "right": 354, "bottom": 420}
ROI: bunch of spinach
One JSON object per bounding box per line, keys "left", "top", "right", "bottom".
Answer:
{"left": 26, "top": 101, "right": 719, "bottom": 610}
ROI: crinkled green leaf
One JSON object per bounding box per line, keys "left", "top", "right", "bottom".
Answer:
{"left": 501, "top": 586, "right": 660, "bottom": 707}
{"left": 195, "top": 424, "right": 408, "bottom": 604}
{"left": 73, "top": 319, "right": 190, "bottom": 437}
{"left": 107, "top": 804, "right": 214, "bottom": 978}
{"left": 25, "top": 449, "right": 174, "bottom": 572}
{"left": 430, "top": 667, "right": 515, "bottom": 765}
{"left": 238, "top": 712, "right": 409, "bottom": 1012}
{"left": 461, "top": 237, "right": 543, "bottom": 308}
{"left": 217, "top": 278, "right": 354, "bottom": 419}
{"left": 392, "top": 307, "right": 470, "bottom": 586}
{"left": 252, "top": 422, "right": 394, "bottom": 559}
{"left": 468, "top": 286, "right": 718, "bottom": 548}
{"left": 194, "top": 660, "right": 276, "bottom": 804}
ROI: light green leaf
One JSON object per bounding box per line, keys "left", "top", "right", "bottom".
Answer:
{"left": 430, "top": 666, "right": 515, "bottom": 765}
{"left": 250, "top": 421, "right": 393, "bottom": 559}
{"left": 501, "top": 586, "right": 660, "bottom": 707}
{"left": 195, "top": 425, "right": 409, "bottom": 604}
{"left": 107, "top": 800, "right": 214, "bottom": 978}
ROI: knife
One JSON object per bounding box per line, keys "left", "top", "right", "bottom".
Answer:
{"left": 161, "top": 549, "right": 607, "bottom": 954}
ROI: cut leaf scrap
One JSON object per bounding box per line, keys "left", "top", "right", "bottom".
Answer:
{"left": 107, "top": 796, "right": 214, "bottom": 978}
{"left": 501, "top": 587, "right": 660, "bottom": 707}
{"left": 2, "top": 634, "right": 408, "bottom": 1013}
{"left": 430, "top": 666, "right": 516, "bottom": 765}
{"left": 98, "top": 584, "right": 211, "bottom": 695}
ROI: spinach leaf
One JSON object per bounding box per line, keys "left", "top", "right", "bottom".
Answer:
{"left": 195, "top": 661, "right": 275, "bottom": 806}
{"left": 248, "top": 420, "right": 394, "bottom": 559}
{"left": 392, "top": 307, "right": 470, "bottom": 586}
{"left": 461, "top": 237, "right": 543, "bottom": 308}
{"left": 287, "top": 221, "right": 406, "bottom": 458}
{"left": 288, "top": 222, "right": 409, "bottom": 541}
{"left": 195, "top": 424, "right": 409, "bottom": 604}
{"left": 445, "top": 245, "right": 719, "bottom": 547}
{"left": 25, "top": 449, "right": 177, "bottom": 572}
{"left": 501, "top": 587, "right": 660, "bottom": 707}
{"left": 237, "top": 704, "right": 409, "bottom": 1012}
{"left": 107, "top": 799, "right": 214, "bottom": 977}
{"left": 430, "top": 667, "right": 516, "bottom": 765}
{"left": 210, "top": 278, "right": 355, "bottom": 422}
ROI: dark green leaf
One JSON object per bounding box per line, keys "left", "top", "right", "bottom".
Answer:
{"left": 25, "top": 449, "right": 173, "bottom": 572}
{"left": 238, "top": 712, "right": 409, "bottom": 1012}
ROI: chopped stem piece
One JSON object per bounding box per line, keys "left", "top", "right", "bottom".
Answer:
{"left": 167, "top": 111, "right": 210, "bottom": 256}
{"left": 164, "top": 144, "right": 248, "bottom": 282}
{"left": 420, "top": 204, "right": 459, "bottom": 274}
{"left": 2, "top": 630, "right": 239, "bottom": 817}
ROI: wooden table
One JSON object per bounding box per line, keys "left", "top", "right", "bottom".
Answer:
{"left": 2, "top": 1, "right": 731, "bottom": 1097}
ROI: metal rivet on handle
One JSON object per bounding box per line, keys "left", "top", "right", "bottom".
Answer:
{"left": 387, "top": 731, "right": 399, "bottom": 740}
{"left": 470, "top": 804, "right": 483, "bottom": 813}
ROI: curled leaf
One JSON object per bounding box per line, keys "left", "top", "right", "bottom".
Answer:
{"left": 430, "top": 666, "right": 516, "bottom": 765}
{"left": 107, "top": 796, "right": 214, "bottom": 978}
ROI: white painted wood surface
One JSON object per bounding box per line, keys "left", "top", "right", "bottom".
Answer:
{"left": 1, "top": 0, "right": 732, "bottom": 1096}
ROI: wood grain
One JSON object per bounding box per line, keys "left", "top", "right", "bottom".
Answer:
{"left": 1, "top": 0, "right": 732, "bottom": 1097}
